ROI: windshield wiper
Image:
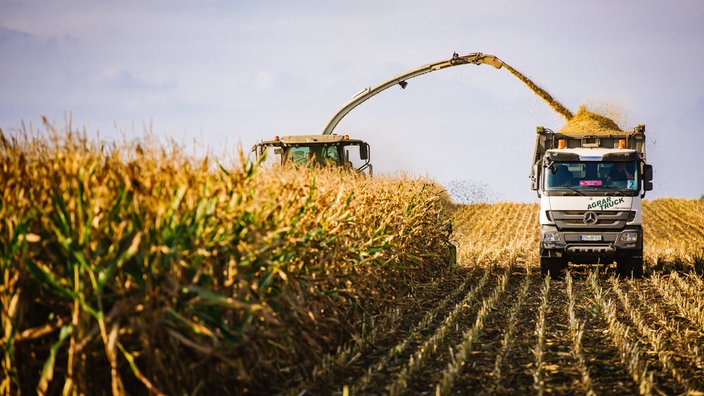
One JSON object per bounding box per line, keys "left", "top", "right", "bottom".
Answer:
{"left": 559, "top": 187, "right": 586, "bottom": 196}
{"left": 604, "top": 190, "right": 630, "bottom": 196}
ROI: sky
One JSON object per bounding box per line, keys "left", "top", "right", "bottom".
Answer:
{"left": 1, "top": 0, "right": 703, "bottom": 202}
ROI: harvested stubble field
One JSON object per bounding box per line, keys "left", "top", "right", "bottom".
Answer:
{"left": 2, "top": 129, "right": 704, "bottom": 395}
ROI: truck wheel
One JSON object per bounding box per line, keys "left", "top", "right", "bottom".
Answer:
{"left": 540, "top": 258, "right": 566, "bottom": 278}
{"left": 616, "top": 257, "right": 643, "bottom": 278}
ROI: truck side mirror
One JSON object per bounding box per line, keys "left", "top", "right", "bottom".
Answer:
{"left": 360, "top": 143, "right": 369, "bottom": 160}
{"left": 642, "top": 164, "right": 653, "bottom": 191}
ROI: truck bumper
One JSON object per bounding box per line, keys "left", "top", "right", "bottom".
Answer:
{"left": 540, "top": 225, "right": 643, "bottom": 264}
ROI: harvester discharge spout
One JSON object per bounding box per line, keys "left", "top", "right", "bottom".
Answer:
{"left": 449, "top": 52, "right": 504, "bottom": 69}
{"left": 320, "top": 51, "right": 504, "bottom": 135}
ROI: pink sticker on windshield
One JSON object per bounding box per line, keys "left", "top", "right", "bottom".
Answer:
{"left": 580, "top": 180, "right": 602, "bottom": 187}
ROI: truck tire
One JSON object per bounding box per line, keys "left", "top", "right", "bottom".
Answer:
{"left": 540, "top": 257, "right": 566, "bottom": 278}
{"left": 616, "top": 256, "right": 643, "bottom": 278}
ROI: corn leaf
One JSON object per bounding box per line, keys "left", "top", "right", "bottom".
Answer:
{"left": 36, "top": 324, "right": 72, "bottom": 394}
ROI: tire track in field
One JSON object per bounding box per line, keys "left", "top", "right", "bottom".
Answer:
{"left": 571, "top": 269, "right": 639, "bottom": 394}
{"left": 347, "top": 266, "right": 491, "bottom": 394}
{"left": 298, "top": 266, "right": 479, "bottom": 394}
{"left": 447, "top": 263, "right": 534, "bottom": 394}
{"left": 589, "top": 270, "right": 656, "bottom": 393}
{"left": 631, "top": 277, "right": 704, "bottom": 372}
{"left": 591, "top": 271, "right": 686, "bottom": 395}
{"left": 564, "top": 271, "right": 595, "bottom": 395}
{"left": 433, "top": 263, "right": 512, "bottom": 394}
{"left": 384, "top": 263, "right": 510, "bottom": 395}
{"left": 318, "top": 263, "right": 503, "bottom": 395}
{"left": 476, "top": 263, "right": 545, "bottom": 394}
{"left": 611, "top": 277, "right": 704, "bottom": 392}
{"left": 537, "top": 272, "right": 596, "bottom": 395}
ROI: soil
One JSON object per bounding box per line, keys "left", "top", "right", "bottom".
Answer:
{"left": 290, "top": 261, "right": 704, "bottom": 395}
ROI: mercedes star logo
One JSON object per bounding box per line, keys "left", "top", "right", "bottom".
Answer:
{"left": 583, "top": 211, "right": 598, "bottom": 225}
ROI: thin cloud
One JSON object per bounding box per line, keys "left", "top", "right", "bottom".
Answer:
{"left": 0, "top": 25, "right": 32, "bottom": 42}
{"left": 92, "top": 68, "right": 177, "bottom": 91}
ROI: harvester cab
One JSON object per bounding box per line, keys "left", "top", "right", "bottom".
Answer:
{"left": 252, "top": 134, "right": 372, "bottom": 175}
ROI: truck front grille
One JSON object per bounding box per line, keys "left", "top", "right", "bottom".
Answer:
{"left": 548, "top": 210, "right": 634, "bottom": 230}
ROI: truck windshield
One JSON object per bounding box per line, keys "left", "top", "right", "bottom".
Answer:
{"left": 545, "top": 161, "right": 638, "bottom": 193}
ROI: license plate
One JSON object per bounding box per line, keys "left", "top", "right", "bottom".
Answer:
{"left": 580, "top": 235, "right": 602, "bottom": 241}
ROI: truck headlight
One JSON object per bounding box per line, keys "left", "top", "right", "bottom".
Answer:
{"left": 543, "top": 231, "right": 561, "bottom": 242}
{"left": 620, "top": 232, "right": 638, "bottom": 243}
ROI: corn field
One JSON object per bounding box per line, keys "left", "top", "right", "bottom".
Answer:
{"left": 2, "top": 128, "right": 704, "bottom": 395}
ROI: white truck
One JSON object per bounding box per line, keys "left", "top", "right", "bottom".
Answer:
{"left": 530, "top": 124, "right": 653, "bottom": 277}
